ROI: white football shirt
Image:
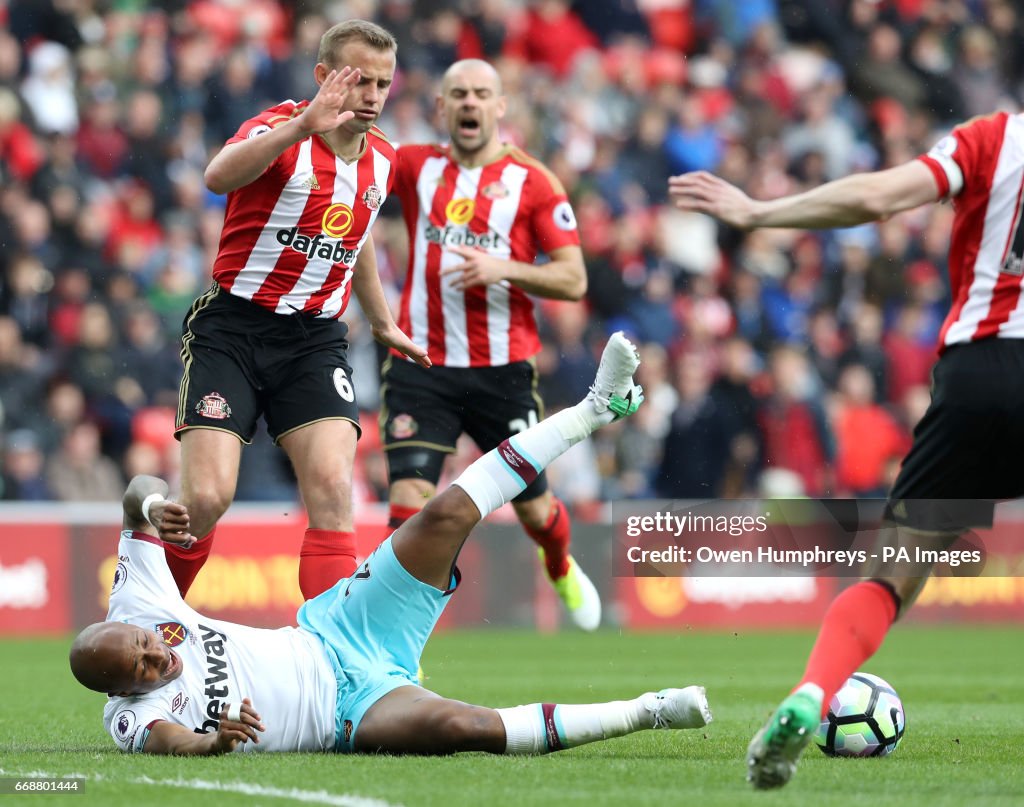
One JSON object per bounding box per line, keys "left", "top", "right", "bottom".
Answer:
{"left": 102, "top": 531, "right": 337, "bottom": 753}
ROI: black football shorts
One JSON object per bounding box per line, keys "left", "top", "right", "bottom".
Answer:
{"left": 886, "top": 338, "right": 1024, "bottom": 531}
{"left": 379, "top": 356, "right": 548, "bottom": 500}
{"left": 176, "top": 283, "right": 360, "bottom": 444}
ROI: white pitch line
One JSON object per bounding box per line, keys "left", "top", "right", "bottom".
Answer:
{"left": 0, "top": 769, "right": 402, "bottom": 807}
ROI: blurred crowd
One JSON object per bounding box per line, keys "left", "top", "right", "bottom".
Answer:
{"left": 1, "top": 0, "right": 1021, "bottom": 509}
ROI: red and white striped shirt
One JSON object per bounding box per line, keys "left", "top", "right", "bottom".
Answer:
{"left": 918, "top": 111, "right": 1024, "bottom": 349}
{"left": 392, "top": 144, "right": 580, "bottom": 367}
{"left": 211, "top": 101, "right": 395, "bottom": 319}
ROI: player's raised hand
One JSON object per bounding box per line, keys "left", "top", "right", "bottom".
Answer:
{"left": 442, "top": 245, "right": 507, "bottom": 290}
{"left": 372, "top": 322, "right": 431, "bottom": 368}
{"left": 299, "top": 66, "right": 361, "bottom": 135}
{"left": 668, "top": 171, "right": 760, "bottom": 230}
{"left": 214, "top": 698, "right": 266, "bottom": 753}
{"left": 149, "top": 500, "right": 195, "bottom": 548}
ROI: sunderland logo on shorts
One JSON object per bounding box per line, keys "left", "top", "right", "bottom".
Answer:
{"left": 196, "top": 392, "right": 232, "bottom": 420}
{"left": 445, "top": 197, "right": 475, "bottom": 225}
{"left": 322, "top": 203, "right": 355, "bottom": 238}
{"left": 389, "top": 413, "right": 418, "bottom": 440}
{"left": 156, "top": 621, "right": 188, "bottom": 647}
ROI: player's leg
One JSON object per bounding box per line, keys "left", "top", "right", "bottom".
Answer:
{"left": 176, "top": 429, "right": 242, "bottom": 540}
{"left": 354, "top": 682, "right": 711, "bottom": 755}
{"left": 513, "top": 489, "right": 601, "bottom": 630}
{"left": 391, "top": 332, "right": 644, "bottom": 590}
{"left": 380, "top": 357, "right": 462, "bottom": 528}
{"left": 166, "top": 285, "right": 259, "bottom": 596}
{"left": 278, "top": 419, "right": 359, "bottom": 598}
{"left": 304, "top": 334, "right": 645, "bottom": 754}
{"left": 268, "top": 323, "right": 366, "bottom": 599}
{"left": 165, "top": 429, "right": 242, "bottom": 595}
{"left": 460, "top": 359, "right": 601, "bottom": 629}
{"left": 745, "top": 524, "right": 957, "bottom": 790}
{"left": 747, "top": 341, "right": 1012, "bottom": 789}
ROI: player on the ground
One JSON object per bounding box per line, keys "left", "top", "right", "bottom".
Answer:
{"left": 670, "top": 111, "right": 1024, "bottom": 788}
{"left": 70, "top": 334, "right": 713, "bottom": 756}
{"left": 150, "top": 21, "right": 429, "bottom": 602}
{"left": 383, "top": 59, "right": 599, "bottom": 629}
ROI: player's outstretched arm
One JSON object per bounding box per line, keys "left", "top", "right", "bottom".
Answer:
{"left": 668, "top": 160, "right": 940, "bottom": 230}
{"left": 351, "top": 235, "right": 431, "bottom": 367}
{"left": 441, "top": 244, "right": 587, "bottom": 300}
{"left": 143, "top": 699, "right": 265, "bottom": 755}
{"left": 122, "top": 474, "right": 193, "bottom": 545}
{"left": 205, "top": 67, "right": 362, "bottom": 194}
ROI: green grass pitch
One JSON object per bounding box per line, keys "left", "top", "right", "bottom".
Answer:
{"left": 1, "top": 626, "right": 1021, "bottom": 806}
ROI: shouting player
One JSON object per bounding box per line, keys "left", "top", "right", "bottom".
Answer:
{"left": 670, "top": 111, "right": 1024, "bottom": 788}
{"left": 382, "top": 59, "right": 599, "bottom": 629}
{"left": 70, "top": 334, "right": 712, "bottom": 756}
{"left": 152, "top": 21, "right": 429, "bottom": 602}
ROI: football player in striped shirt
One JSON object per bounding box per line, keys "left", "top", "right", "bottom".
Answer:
{"left": 153, "top": 21, "right": 429, "bottom": 602}
{"left": 382, "top": 59, "right": 601, "bottom": 630}
{"left": 671, "top": 111, "right": 1024, "bottom": 789}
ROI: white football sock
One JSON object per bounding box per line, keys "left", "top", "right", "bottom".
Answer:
{"left": 496, "top": 697, "right": 651, "bottom": 755}
{"left": 453, "top": 401, "right": 602, "bottom": 520}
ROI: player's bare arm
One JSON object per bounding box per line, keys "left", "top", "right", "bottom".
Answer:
{"left": 442, "top": 244, "right": 586, "bottom": 300}
{"left": 204, "top": 67, "right": 362, "bottom": 194}
{"left": 121, "top": 474, "right": 192, "bottom": 546}
{"left": 351, "top": 235, "right": 431, "bottom": 367}
{"left": 143, "top": 699, "right": 265, "bottom": 755}
{"left": 668, "top": 160, "right": 940, "bottom": 230}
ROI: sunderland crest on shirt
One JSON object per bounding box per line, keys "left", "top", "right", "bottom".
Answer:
{"left": 362, "top": 184, "right": 383, "bottom": 211}
{"left": 156, "top": 621, "right": 188, "bottom": 647}
{"left": 481, "top": 181, "right": 509, "bottom": 200}
{"left": 196, "top": 392, "right": 232, "bottom": 420}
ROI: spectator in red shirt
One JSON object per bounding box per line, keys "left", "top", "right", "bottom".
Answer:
{"left": 756, "top": 345, "right": 834, "bottom": 496}
{"left": 832, "top": 363, "right": 908, "bottom": 496}
{"left": 503, "top": 0, "right": 598, "bottom": 78}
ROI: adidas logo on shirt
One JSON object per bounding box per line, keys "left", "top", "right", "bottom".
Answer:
{"left": 302, "top": 173, "right": 321, "bottom": 191}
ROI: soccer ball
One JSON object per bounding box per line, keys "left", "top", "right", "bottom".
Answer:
{"left": 814, "top": 672, "right": 906, "bottom": 757}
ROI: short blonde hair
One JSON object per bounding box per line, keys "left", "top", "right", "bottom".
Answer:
{"left": 318, "top": 20, "right": 397, "bottom": 66}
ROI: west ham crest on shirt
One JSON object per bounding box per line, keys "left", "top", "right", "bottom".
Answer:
{"left": 196, "top": 392, "right": 232, "bottom": 420}
{"left": 156, "top": 621, "right": 188, "bottom": 647}
{"left": 362, "top": 184, "right": 383, "bottom": 211}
